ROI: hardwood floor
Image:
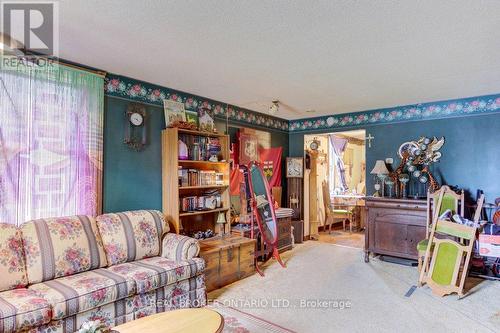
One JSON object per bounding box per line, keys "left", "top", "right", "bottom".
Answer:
{"left": 317, "top": 229, "right": 365, "bottom": 248}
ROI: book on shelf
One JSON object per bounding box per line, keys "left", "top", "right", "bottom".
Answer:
{"left": 178, "top": 168, "right": 224, "bottom": 187}
{"left": 180, "top": 192, "right": 222, "bottom": 212}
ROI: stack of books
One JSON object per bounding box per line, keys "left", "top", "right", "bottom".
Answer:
{"left": 178, "top": 168, "right": 224, "bottom": 187}
{"left": 180, "top": 193, "right": 222, "bottom": 212}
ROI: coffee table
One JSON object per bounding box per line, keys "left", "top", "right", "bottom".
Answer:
{"left": 113, "top": 308, "right": 224, "bottom": 333}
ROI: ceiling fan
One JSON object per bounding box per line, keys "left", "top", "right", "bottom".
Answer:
{"left": 268, "top": 99, "right": 303, "bottom": 116}
{"left": 240, "top": 99, "right": 307, "bottom": 117}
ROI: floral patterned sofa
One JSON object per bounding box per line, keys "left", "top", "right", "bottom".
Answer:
{"left": 0, "top": 210, "right": 206, "bottom": 333}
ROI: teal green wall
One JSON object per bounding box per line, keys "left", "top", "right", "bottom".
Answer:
{"left": 103, "top": 97, "right": 163, "bottom": 212}
{"left": 103, "top": 96, "right": 289, "bottom": 213}
{"left": 289, "top": 112, "right": 500, "bottom": 202}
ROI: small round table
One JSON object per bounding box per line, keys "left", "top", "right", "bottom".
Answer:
{"left": 113, "top": 308, "right": 224, "bottom": 333}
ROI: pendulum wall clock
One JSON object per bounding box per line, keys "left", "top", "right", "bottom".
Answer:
{"left": 124, "top": 103, "right": 148, "bottom": 151}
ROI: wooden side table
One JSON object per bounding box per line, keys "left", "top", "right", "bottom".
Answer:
{"left": 114, "top": 308, "right": 223, "bottom": 333}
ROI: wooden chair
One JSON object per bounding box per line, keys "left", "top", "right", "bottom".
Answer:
{"left": 322, "top": 180, "right": 354, "bottom": 233}
{"left": 417, "top": 218, "right": 477, "bottom": 298}
{"left": 472, "top": 194, "right": 485, "bottom": 224}
{"left": 417, "top": 185, "right": 464, "bottom": 271}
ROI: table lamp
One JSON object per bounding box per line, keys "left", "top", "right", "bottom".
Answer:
{"left": 216, "top": 212, "right": 227, "bottom": 238}
{"left": 370, "top": 160, "right": 390, "bottom": 197}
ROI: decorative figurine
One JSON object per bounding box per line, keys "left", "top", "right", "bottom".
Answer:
{"left": 391, "top": 136, "right": 445, "bottom": 198}
{"left": 399, "top": 173, "right": 410, "bottom": 198}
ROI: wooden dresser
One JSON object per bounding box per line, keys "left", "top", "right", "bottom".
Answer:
{"left": 277, "top": 216, "right": 293, "bottom": 253}
{"left": 364, "top": 197, "right": 427, "bottom": 262}
{"left": 231, "top": 217, "right": 293, "bottom": 254}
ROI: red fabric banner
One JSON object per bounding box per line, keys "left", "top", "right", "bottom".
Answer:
{"left": 259, "top": 147, "right": 282, "bottom": 188}
{"left": 230, "top": 167, "right": 244, "bottom": 195}
{"left": 229, "top": 147, "right": 283, "bottom": 195}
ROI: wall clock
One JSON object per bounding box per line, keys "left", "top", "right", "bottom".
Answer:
{"left": 124, "top": 103, "right": 147, "bottom": 151}
{"left": 309, "top": 138, "right": 320, "bottom": 151}
{"left": 398, "top": 141, "right": 418, "bottom": 159}
{"left": 286, "top": 157, "right": 304, "bottom": 178}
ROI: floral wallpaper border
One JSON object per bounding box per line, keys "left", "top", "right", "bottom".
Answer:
{"left": 104, "top": 73, "right": 500, "bottom": 133}
{"left": 104, "top": 74, "right": 290, "bottom": 131}
{"left": 289, "top": 94, "right": 500, "bottom": 132}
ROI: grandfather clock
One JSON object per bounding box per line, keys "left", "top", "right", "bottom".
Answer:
{"left": 308, "top": 150, "right": 320, "bottom": 240}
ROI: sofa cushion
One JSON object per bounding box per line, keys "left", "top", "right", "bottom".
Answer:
{"left": 96, "top": 210, "right": 169, "bottom": 266}
{"left": 0, "top": 223, "right": 28, "bottom": 291}
{"left": 132, "top": 256, "right": 205, "bottom": 285}
{"left": 106, "top": 256, "right": 204, "bottom": 294}
{"left": 106, "top": 262, "right": 164, "bottom": 294}
{"left": 29, "top": 269, "right": 135, "bottom": 320}
{"left": 162, "top": 233, "right": 200, "bottom": 261}
{"left": 20, "top": 216, "right": 107, "bottom": 284}
{"left": 0, "top": 288, "right": 51, "bottom": 332}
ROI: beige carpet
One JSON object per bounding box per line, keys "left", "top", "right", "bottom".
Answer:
{"left": 209, "top": 242, "right": 500, "bottom": 333}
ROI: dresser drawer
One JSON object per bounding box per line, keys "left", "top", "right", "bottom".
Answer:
{"left": 369, "top": 208, "right": 426, "bottom": 227}
{"left": 366, "top": 200, "right": 426, "bottom": 211}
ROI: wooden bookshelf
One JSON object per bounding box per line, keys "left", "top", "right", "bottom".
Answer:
{"left": 162, "top": 127, "right": 230, "bottom": 235}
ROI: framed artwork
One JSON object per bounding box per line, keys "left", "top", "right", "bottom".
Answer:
{"left": 239, "top": 132, "right": 258, "bottom": 165}
{"left": 198, "top": 107, "right": 215, "bottom": 132}
{"left": 163, "top": 99, "right": 186, "bottom": 127}
{"left": 185, "top": 110, "right": 198, "bottom": 127}
{"left": 286, "top": 157, "right": 304, "bottom": 178}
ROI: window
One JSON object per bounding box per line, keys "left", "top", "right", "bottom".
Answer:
{"left": 0, "top": 62, "right": 104, "bottom": 225}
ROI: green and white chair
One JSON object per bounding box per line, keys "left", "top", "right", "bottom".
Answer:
{"left": 417, "top": 185, "right": 464, "bottom": 271}
{"left": 417, "top": 218, "right": 477, "bottom": 297}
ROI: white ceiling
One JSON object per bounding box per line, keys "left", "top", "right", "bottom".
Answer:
{"left": 58, "top": 0, "right": 500, "bottom": 120}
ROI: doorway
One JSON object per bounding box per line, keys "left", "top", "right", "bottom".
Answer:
{"left": 304, "top": 130, "right": 366, "bottom": 248}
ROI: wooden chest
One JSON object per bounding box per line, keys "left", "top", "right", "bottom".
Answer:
{"left": 365, "top": 197, "right": 427, "bottom": 262}
{"left": 199, "top": 235, "right": 256, "bottom": 292}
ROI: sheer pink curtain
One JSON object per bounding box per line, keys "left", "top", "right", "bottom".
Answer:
{"left": 0, "top": 63, "right": 104, "bottom": 225}
{"left": 329, "top": 134, "right": 348, "bottom": 193}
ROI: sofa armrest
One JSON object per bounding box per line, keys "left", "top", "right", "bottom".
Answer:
{"left": 161, "top": 233, "right": 200, "bottom": 261}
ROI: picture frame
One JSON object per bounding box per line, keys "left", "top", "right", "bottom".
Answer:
{"left": 163, "top": 99, "right": 186, "bottom": 127}
{"left": 185, "top": 110, "right": 198, "bottom": 127}
{"left": 198, "top": 107, "right": 215, "bottom": 132}
{"left": 239, "top": 132, "right": 259, "bottom": 165}
{"left": 286, "top": 157, "right": 304, "bottom": 178}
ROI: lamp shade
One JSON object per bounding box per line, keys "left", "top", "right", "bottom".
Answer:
{"left": 370, "top": 160, "right": 389, "bottom": 175}
{"left": 216, "top": 212, "right": 226, "bottom": 224}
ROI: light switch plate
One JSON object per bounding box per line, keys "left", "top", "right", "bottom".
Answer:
{"left": 385, "top": 158, "right": 393, "bottom": 164}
